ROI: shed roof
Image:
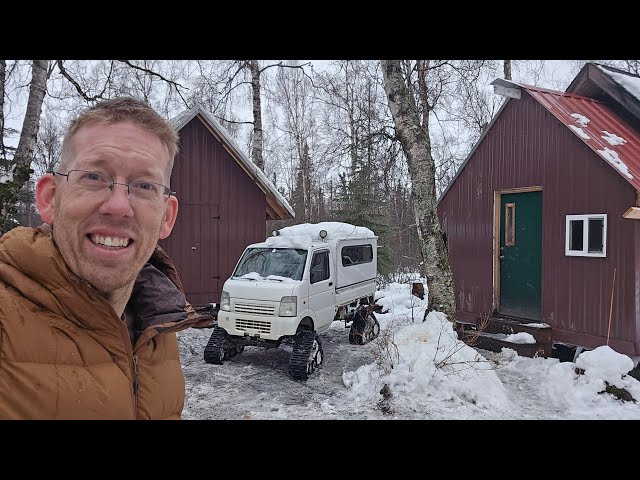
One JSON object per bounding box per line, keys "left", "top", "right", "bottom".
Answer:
{"left": 567, "top": 63, "right": 640, "bottom": 126}
{"left": 439, "top": 79, "right": 640, "bottom": 205}
{"left": 171, "top": 104, "right": 295, "bottom": 221}
{"left": 495, "top": 78, "right": 640, "bottom": 192}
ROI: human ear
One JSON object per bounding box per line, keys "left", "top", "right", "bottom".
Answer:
{"left": 35, "top": 174, "right": 57, "bottom": 225}
{"left": 158, "top": 196, "right": 178, "bottom": 240}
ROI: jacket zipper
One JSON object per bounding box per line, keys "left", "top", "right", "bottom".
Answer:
{"left": 132, "top": 354, "right": 139, "bottom": 414}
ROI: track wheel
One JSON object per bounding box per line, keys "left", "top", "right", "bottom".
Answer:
{"left": 288, "top": 331, "right": 324, "bottom": 381}
{"left": 349, "top": 312, "right": 380, "bottom": 345}
{"left": 204, "top": 326, "right": 229, "bottom": 364}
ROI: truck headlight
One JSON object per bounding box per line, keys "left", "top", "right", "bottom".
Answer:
{"left": 220, "top": 291, "right": 230, "bottom": 311}
{"left": 278, "top": 296, "right": 297, "bottom": 317}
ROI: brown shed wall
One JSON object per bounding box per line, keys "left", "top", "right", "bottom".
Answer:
{"left": 438, "top": 93, "right": 639, "bottom": 355}
{"left": 160, "top": 117, "right": 267, "bottom": 306}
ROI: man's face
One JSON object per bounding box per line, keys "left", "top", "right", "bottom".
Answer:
{"left": 36, "top": 121, "right": 178, "bottom": 295}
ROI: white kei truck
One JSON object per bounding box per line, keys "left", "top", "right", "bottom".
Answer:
{"left": 203, "top": 222, "right": 380, "bottom": 380}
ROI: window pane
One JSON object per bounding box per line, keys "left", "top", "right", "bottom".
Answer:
{"left": 588, "top": 218, "right": 604, "bottom": 253}
{"left": 341, "top": 245, "right": 373, "bottom": 266}
{"left": 505, "top": 203, "right": 515, "bottom": 246}
{"left": 570, "top": 220, "right": 583, "bottom": 251}
{"left": 234, "top": 248, "right": 307, "bottom": 280}
{"left": 311, "top": 251, "right": 329, "bottom": 283}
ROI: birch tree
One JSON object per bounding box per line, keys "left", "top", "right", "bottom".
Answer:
{"left": 381, "top": 60, "right": 456, "bottom": 320}
{"left": 0, "top": 60, "right": 49, "bottom": 234}
{"left": 504, "top": 60, "right": 512, "bottom": 80}
{"left": 0, "top": 60, "right": 5, "bottom": 160}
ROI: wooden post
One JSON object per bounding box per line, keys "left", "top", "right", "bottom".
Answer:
{"left": 607, "top": 268, "right": 616, "bottom": 345}
{"left": 411, "top": 282, "right": 425, "bottom": 300}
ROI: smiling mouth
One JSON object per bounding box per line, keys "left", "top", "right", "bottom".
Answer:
{"left": 89, "top": 234, "right": 132, "bottom": 248}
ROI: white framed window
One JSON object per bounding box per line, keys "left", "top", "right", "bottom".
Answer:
{"left": 565, "top": 214, "right": 607, "bottom": 257}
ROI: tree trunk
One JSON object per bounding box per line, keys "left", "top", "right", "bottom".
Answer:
{"left": 504, "top": 60, "right": 512, "bottom": 80}
{"left": 302, "top": 141, "right": 311, "bottom": 222}
{"left": 249, "top": 60, "right": 264, "bottom": 170}
{"left": 0, "top": 60, "right": 48, "bottom": 233}
{"left": 380, "top": 60, "right": 456, "bottom": 321}
{"left": 0, "top": 60, "right": 5, "bottom": 159}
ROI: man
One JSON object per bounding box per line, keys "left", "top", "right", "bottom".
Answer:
{"left": 0, "top": 97, "right": 212, "bottom": 419}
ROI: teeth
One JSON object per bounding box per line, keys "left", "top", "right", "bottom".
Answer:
{"left": 90, "top": 234, "right": 130, "bottom": 248}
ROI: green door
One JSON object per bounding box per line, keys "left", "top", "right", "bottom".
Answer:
{"left": 499, "top": 191, "right": 542, "bottom": 320}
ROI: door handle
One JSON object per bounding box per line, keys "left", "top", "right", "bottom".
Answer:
{"left": 329, "top": 282, "right": 333, "bottom": 286}
{"left": 499, "top": 255, "right": 504, "bottom": 260}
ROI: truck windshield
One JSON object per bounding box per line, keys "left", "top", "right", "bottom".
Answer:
{"left": 233, "top": 248, "right": 308, "bottom": 281}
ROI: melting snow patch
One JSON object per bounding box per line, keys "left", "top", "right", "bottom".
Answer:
{"left": 571, "top": 113, "right": 590, "bottom": 127}
{"left": 569, "top": 125, "right": 590, "bottom": 139}
{"left": 504, "top": 332, "right": 536, "bottom": 344}
{"left": 601, "top": 131, "right": 626, "bottom": 146}
{"left": 598, "top": 147, "right": 633, "bottom": 179}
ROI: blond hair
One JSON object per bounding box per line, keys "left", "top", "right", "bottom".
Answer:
{"left": 59, "top": 97, "right": 179, "bottom": 181}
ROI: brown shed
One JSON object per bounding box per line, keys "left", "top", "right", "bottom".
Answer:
{"left": 437, "top": 68, "right": 640, "bottom": 358}
{"left": 159, "top": 105, "right": 294, "bottom": 307}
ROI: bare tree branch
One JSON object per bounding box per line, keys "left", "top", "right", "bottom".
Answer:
{"left": 56, "top": 60, "right": 108, "bottom": 102}
{"left": 115, "top": 60, "right": 190, "bottom": 106}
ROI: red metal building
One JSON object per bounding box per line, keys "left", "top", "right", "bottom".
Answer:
{"left": 437, "top": 66, "right": 640, "bottom": 357}
{"left": 160, "top": 105, "right": 294, "bottom": 307}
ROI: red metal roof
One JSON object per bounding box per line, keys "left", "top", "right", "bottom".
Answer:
{"left": 520, "top": 83, "right": 640, "bottom": 192}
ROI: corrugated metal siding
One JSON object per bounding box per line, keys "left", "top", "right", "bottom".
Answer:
{"left": 527, "top": 87, "right": 640, "bottom": 193}
{"left": 159, "top": 118, "right": 266, "bottom": 306}
{"left": 438, "top": 93, "right": 639, "bottom": 355}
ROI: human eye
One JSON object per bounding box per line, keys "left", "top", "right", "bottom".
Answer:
{"left": 76, "top": 170, "right": 108, "bottom": 187}
{"left": 132, "top": 181, "right": 158, "bottom": 192}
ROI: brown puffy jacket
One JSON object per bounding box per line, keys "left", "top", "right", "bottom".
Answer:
{"left": 0, "top": 225, "right": 212, "bottom": 419}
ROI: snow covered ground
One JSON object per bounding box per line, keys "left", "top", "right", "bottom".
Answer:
{"left": 178, "top": 282, "right": 640, "bottom": 420}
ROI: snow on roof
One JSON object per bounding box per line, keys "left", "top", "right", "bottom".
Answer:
{"left": 598, "top": 64, "right": 640, "bottom": 103}
{"left": 275, "top": 222, "right": 375, "bottom": 239}
{"left": 438, "top": 78, "right": 640, "bottom": 205}
{"left": 259, "top": 222, "right": 376, "bottom": 250}
{"left": 525, "top": 88, "right": 640, "bottom": 190}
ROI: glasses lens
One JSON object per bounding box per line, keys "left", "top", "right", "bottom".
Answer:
{"left": 70, "top": 170, "right": 110, "bottom": 190}
{"left": 130, "top": 181, "right": 167, "bottom": 202}
{"left": 67, "top": 170, "right": 169, "bottom": 203}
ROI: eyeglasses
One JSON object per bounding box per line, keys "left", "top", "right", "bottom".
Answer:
{"left": 51, "top": 169, "right": 175, "bottom": 203}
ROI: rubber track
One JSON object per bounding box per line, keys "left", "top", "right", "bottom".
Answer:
{"left": 203, "top": 326, "right": 228, "bottom": 364}
{"left": 288, "top": 331, "right": 322, "bottom": 381}
{"left": 349, "top": 312, "right": 379, "bottom": 345}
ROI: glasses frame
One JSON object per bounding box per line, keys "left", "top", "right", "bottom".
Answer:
{"left": 50, "top": 169, "right": 176, "bottom": 200}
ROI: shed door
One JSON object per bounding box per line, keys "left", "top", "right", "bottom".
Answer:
{"left": 499, "top": 191, "right": 542, "bottom": 320}
{"left": 159, "top": 203, "right": 220, "bottom": 307}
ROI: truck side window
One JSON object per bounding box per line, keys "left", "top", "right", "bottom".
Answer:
{"left": 310, "top": 251, "right": 330, "bottom": 284}
{"left": 341, "top": 245, "right": 373, "bottom": 267}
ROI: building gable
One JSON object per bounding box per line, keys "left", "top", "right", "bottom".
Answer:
{"left": 171, "top": 105, "right": 294, "bottom": 221}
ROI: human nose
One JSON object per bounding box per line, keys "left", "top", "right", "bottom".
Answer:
{"left": 109, "top": 181, "right": 131, "bottom": 196}
{"left": 98, "top": 181, "right": 134, "bottom": 216}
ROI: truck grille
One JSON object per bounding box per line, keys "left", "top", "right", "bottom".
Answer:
{"left": 235, "top": 319, "right": 271, "bottom": 335}
{"left": 234, "top": 303, "right": 276, "bottom": 316}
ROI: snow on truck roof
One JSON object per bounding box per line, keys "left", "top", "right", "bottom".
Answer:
{"left": 256, "top": 222, "right": 376, "bottom": 250}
